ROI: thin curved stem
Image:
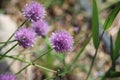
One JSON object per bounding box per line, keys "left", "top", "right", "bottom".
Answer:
{"left": 15, "top": 48, "right": 53, "bottom": 74}
{"left": 85, "top": 49, "right": 98, "bottom": 80}
{"left": 5, "top": 53, "right": 21, "bottom": 71}
{"left": 86, "top": 27, "right": 107, "bottom": 80}
{"left": 0, "top": 53, "right": 56, "bottom": 73}
{"left": 35, "top": 64, "right": 56, "bottom": 73}
{"left": 0, "top": 43, "right": 18, "bottom": 61}
{"left": 0, "top": 40, "right": 16, "bottom": 44}
{"left": 0, "top": 19, "right": 28, "bottom": 50}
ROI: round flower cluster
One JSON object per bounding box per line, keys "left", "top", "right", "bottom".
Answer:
{"left": 15, "top": 1, "right": 74, "bottom": 53}
{"left": 23, "top": 1, "right": 46, "bottom": 22}
{"left": 15, "top": 1, "right": 49, "bottom": 48}
{"left": 31, "top": 20, "right": 49, "bottom": 37}
{"left": 15, "top": 27, "right": 35, "bottom": 48}
{"left": 50, "top": 31, "right": 73, "bottom": 53}
{"left": 0, "top": 73, "right": 16, "bottom": 80}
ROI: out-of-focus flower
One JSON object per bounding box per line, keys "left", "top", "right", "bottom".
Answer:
{"left": 50, "top": 31, "right": 73, "bottom": 53}
{"left": 74, "top": 26, "right": 79, "bottom": 34}
{"left": 15, "top": 27, "right": 35, "bottom": 48}
{"left": 23, "top": 1, "right": 46, "bottom": 22}
{"left": 0, "top": 73, "right": 16, "bottom": 80}
{"left": 31, "top": 20, "right": 49, "bottom": 37}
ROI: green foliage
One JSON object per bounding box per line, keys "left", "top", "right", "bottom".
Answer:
{"left": 1, "top": 0, "right": 120, "bottom": 80}
{"left": 103, "top": 2, "right": 120, "bottom": 30}
{"left": 114, "top": 29, "right": 120, "bottom": 59}
{"left": 110, "top": 35, "right": 115, "bottom": 71}
{"left": 92, "top": 0, "right": 99, "bottom": 49}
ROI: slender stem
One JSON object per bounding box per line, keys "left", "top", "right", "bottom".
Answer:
{"left": 0, "top": 19, "right": 28, "bottom": 50}
{"left": 0, "top": 54, "right": 29, "bottom": 63}
{"left": 5, "top": 53, "right": 21, "bottom": 71}
{"left": 33, "top": 48, "right": 53, "bottom": 62}
{"left": 34, "top": 64, "right": 56, "bottom": 73}
{"left": 0, "top": 54, "right": 56, "bottom": 73}
{"left": 86, "top": 27, "right": 106, "bottom": 80}
{"left": 16, "top": 64, "right": 30, "bottom": 75}
{"left": 15, "top": 48, "right": 53, "bottom": 74}
{"left": 0, "top": 40, "right": 16, "bottom": 44}
{"left": 85, "top": 49, "right": 98, "bottom": 80}
{"left": 68, "top": 35, "right": 92, "bottom": 71}
{"left": 0, "top": 43, "right": 18, "bottom": 61}
{"left": 60, "top": 54, "right": 65, "bottom": 67}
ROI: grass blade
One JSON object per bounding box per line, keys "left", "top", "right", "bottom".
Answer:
{"left": 92, "top": 0, "right": 99, "bottom": 49}
{"left": 114, "top": 28, "right": 120, "bottom": 59}
{"left": 110, "top": 36, "right": 115, "bottom": 71}
{"left": 103, "top": 2, "right": 120, "bottom": 30}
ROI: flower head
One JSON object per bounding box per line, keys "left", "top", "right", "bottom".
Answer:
{"left": 23, "top": 1, "right": 46, "bottom": 22}
{"left": 31, "top": 20, "right": 49, "bottom": 37}
{"left": 50, "top": 31, "right": 73, "bottom": 53}
{"left": 0, "top": 73, "right": 16, "bottom": 80}
{"left": 15, "top": 27, "right": 35, "bottom": 48}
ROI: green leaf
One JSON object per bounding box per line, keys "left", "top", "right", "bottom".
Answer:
{"left": 103, "top": 2, "right": 120, "bottom": 30}
{"left": 110, "top": 36, "right": 115, "bottom": 71}
{"left": 92, "top": 0, "right": 99, "bottom": 49}
{"left": 114, "top": 28, "right": 120, "bottom": 59}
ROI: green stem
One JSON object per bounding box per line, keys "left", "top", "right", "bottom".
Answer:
{"left": 0, "top": 54, "right": 29, "bottom": 63}
{"left": 44, "top": 36, "right": 52, "bottom": 48}
{"left": 5, "top": 53, "right": 21, "bottom": 71}
{"left": 0, "top": 40, "right": 16, "bottom": 44}
{"left": 33, "top": 48, "right": 53, "bottom": 62}
{"left": 0, "top": 43, "right": 18, "bottom": 61}
{"left": 0, "top": 54, "right": 56, "bottom": 73}
{"left": 0, "top": 19, "right": 28, "bottom": 50}
{"left": 68, "top": 35, "right": 92, "bottom": 71}
{"left": 85, "top": 49, "right": 98, "bottom": 80}
{"left": 15, "top": 48, "right": 53, "bottom": 74}
{"left": 63, "top": 55, "right": 65, "bottom": 67}
{"left": 35, "top": 64, "right": 56, "bottom": 73}
{"left": 86, "top": 27, "right": 106, "bottom": 80}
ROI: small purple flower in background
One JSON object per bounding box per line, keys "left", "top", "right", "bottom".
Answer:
{"left": 0, "top": 73, "right": 16, "bottom": 80}
{"left": 23, "top": 1, "right": 46, "bottom": 22}
{"left": 50, "top": 31, "right": 73, "bottom": 53}
{"left": 15, "top": 27, "right": 35, "bottom": 48}
{"left": 74, "top": 26, "right": 79, "bottom": 34}
{"left": 31, "top": 20, "right": 49, "bottom": 37}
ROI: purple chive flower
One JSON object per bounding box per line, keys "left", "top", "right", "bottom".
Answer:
{"left": 23, "top": 1, "right": 46, "bottom": 22}
{"left": 50, "top": 31, "right": 73, "bottom": 53}
{"left": 15, "top": 27, "right": 35, "bottom": 48}
{"left": 0, "top": 73, "right": 16, "bottom": 80}
{"left": 31, "top": 20, "right": 49, "bottom": 37}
